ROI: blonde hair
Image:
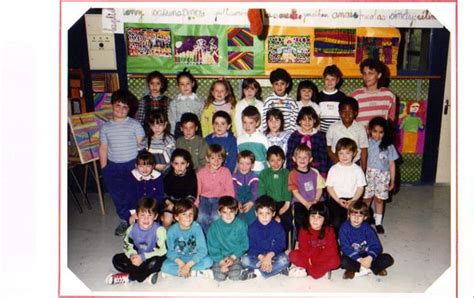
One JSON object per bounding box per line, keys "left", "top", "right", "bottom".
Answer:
{"left": 205, "top": 79, "right": 236, "bottom": 108}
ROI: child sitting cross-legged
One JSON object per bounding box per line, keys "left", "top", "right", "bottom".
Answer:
{"left": 106, "top": 197, "right": 167, "bottom": 285}
{"left": 207, "top": 196, "right": 255, "bottom": 281}
{"left": 241, "top": 195, "right": 290, "bottom": 278}
{"left": 288, "top": 202, "right": 340, "bottom": 279}
{"left": 339, "top": 200, "right": 394, "bottom": 279}
{"left": 161, "top": 199, "right": 213, "bottom": 279}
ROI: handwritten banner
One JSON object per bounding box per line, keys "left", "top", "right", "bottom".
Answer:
{"left": 103, "top": 8, "right": 442, "bottom": 33}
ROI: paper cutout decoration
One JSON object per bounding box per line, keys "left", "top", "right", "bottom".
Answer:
{"left": 314, "top": 29, "right": 356, "bottom": 57}
{"left": 174, "top": 36, "right": 219, "bottom": 65}
{"left": 267, "top": 35, "right": 311, "bottom": 64}
{"left": 227, "top": 28, "right": 254, "bottom": 46}
{"left": 126, "top": 28, "right": 172, "bottom": 57}
{"left": 356, "top": 36, "right": 400, "bottom": 64}
{"left": 396, "top": 100, "right": 426, "bottom": 154}
{"left": 228, "top": 51, "right": 254, "bottom": 70}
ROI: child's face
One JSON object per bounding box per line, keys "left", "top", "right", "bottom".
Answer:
{"left": 175, "top": 209, "right": 194, "bottom": 229}
{"left": 362, "top": 66, "right": 381, "bottom": 90}
{"left": 267, "top": 116, "right": 282, "bottom": 133}
{"left": 112, "top": 102, "right": 130, "bottom": 120}
{"left": 337, "top": 148, "right": 356, "bottom": 166}
{"left": 300, "top": 87, "right": 313, "bottom": 102}
{"left": 211, "top": 82, "right": 228, "bottom": 102}
{"left": 178, "top": 76, "right": 194, "bottom": 96}
{"left": 293, "top": 151, "right": 312, "bottom": 170}
{"left": 370, "top": 124, "right": 384, "bottom": 142}
{"left": 237, "top": 157, "right": 253, "bottom": 174}
{"left": 256, "top": 206, "right": 275, "bottom": 226}
{"left": 181, "top": 122, "right": 197, "bottom": 139}
{"left": 212, "top": 116, "right": 230, "bottom": 136}
{"left": 323, "top": 75, "right": 339, "bottom": 92}
{"left": 148, "top": 78, "right": 162, "bottom": 96}
{"left": 348, "top": 211, "right": 367, "bottom": 228}
{"left": 268, "top": 154, "right": 284, "bottom": 171}
{"left": 219, "top": 207, "right": 237, "bottom": 224}
{"left": 339, "top": 105, "right": 357, "bottom": 127}
{"left": 137, "top": 210, "right": 158, "bottom": 230}
{"left": 243, "top": 86, "right": 257, "bottom": 100}
{"left": 242, "top": 116, "right": 259, "bottom": 134}
{"left": 207, "top": 153, "right": 224, "bottom": 172}
{"left": 172, "top": 156, "right": 189, "bottom": 176}
{"left": 150, "top": 121, "right": 166, "bottom": 136}
{"left": 272, "top": 80, "right": 288, "bottom": 97}
{"left": 299, "top": 115, "right": 315, "bottom": 133}
{"left": 309, "top": 213, "right": 325, "bottom": 231}
{"left": 137, "top": 163, "right": 154, "bottom": 176}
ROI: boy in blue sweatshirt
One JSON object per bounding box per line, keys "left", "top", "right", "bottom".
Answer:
{"left": 205, "top": 111, "right": 238, "bottom": 172}
{"left": 207, "top": 196, "right": 253, "bottom": 281}
{"left": 241, "top": 195, "right": 290, "bottom": 278}
{"left": 339, "top": 200, "right": 394, "bottom": 279}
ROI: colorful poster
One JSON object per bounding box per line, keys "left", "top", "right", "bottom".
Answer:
{"left": 69, "top": 113, "right": 101, "bottom": 164}
{"left": 314, "top": 28, "right": 356, "bottom": 57}
{"left": 227, "top": 28, "right": 254, "bottom": 47}
{"left": 396, "top": 100, "right": 426, "bottom": 154}
{"left": 126, "top": 27, "right": 172, "bottom": 57}
{"left": 267, "top": 35, "right": 311, "bottom": 64}
{"left": 228, "top": 51, "right": 254, "bottom": 70}
{"left": 356, "top": 36, "right": 400, "bottom": 65}
{"left": 174, "top": 36, "right": 219, "bottom": 65}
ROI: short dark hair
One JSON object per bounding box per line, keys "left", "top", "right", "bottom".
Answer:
{"left": 323, "top": 64, "right": 343, "bottom": 79}
{"left": 146, "top": 70, "right": 168, "bottom": 93}
{"left": 136, "top": 151, "right": 156, "bottom": 166}
{"left": 173, "top": 198, "right": 198, "bottom": 220}
{"left": 338, "top": 96, "right": 359, "bottom": 113}
{"left": 241, "top": 105, "right": 261, "bottom": 124}
{"left": 180, "top": 112, "right": 200, "bottom": 127}
{"left": 218, "top": 196, "right": 239, "bottom": 212}
{"left": 207, "top": 143, "right": 226, "bottom": 160}
{"left": 266, "top": 145, "right": 285, "bottom": 161}
{"left": 348, "top": 200, "right": 369, "bottom": 217}
{"left": 170, "top": 148, "right": 193, "bottom": 169}
{"left": 111, "top": 89, "right": 138, "bottom": 116}
{"left": 265, "top": 108, "right": 285, "bottom": 134}
{"left": 237, "top": 150, "right": 255, "bottom": 164}
{"left": 297, "top": 106, "right": 320, "bottom": 128}
{"left": 212, "top": 110, "right": 232, "bottom": 126}
{"left": 359, "top": 58, "right": 390, "bottom": 88}
{"left": 335, "top": 137, "right": 358, "bottom": 155}
{"left": 241, "top": 78, "right": 262, "bottom": 100}
{"left": 255, "top": 195, "right": 276, "bottom": 212}
{"left": 296, "top": 80, "right": 318, "bottom": 102}
{"left": 136, "top": 197, "right": 159, "bottom": 216}
{"left": 269, "top": 68, "right": 293, "bottom": 93}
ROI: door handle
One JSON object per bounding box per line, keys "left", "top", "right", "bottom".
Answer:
{"left": 443, "top": 99, "right": 450, "bottom": 115}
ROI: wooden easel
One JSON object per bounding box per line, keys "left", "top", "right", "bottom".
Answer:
{"left": 82, "top": 159, "right": 106, "bottom": 215}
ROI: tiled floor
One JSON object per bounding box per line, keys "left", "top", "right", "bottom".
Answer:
{"left": 66, "top": 184, "right": 450, "bottom": 294}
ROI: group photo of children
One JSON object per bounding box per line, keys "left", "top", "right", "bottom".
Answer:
{"left": 66, "top": 6, "right": 452, "bottom": 295}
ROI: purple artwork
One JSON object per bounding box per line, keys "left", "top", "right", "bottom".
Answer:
{"left": 174, "top": 36, "right": 219, "bottom": 65}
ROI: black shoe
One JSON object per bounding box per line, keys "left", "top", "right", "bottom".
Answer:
{"left": 375, "top": 225, "right": 385, "bottom": 234}
{"left": 114, "top": 221, "right": 129, "bottom": 236}
{"left": 368, "top": 217, "right": 375, "bottom": 225}
{"left": 240, "top": 269, "right": 257, "bottom": 280}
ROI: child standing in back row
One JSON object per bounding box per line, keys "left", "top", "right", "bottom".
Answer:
{"left": 136, "top": 70, "right": 170, "bottom": 127}
{"left": 262, "top": 68, "right": 299, "bottom": 132}
{"left": 363, "top": 117, "right": 399, "bottom": 234}
{"left": 317, "top": 65, "right": 346, "bottom": 134}
{"left": 235, "top": 78, "right": 264, "bottom": 137}
{"left": 100, "top": 89, "right": 145, "bottom": 236}
{"left": 168, "top": 68, "right": 204, "bottom": 137}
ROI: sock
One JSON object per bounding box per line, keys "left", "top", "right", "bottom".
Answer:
{"left": 374, "top": 213, "right": 383, "bottom": 225}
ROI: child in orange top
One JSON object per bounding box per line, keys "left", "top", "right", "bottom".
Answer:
{"left": 288, "top": 202, "right": 340, "bottom": 279}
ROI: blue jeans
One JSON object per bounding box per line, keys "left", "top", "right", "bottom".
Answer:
{"left": 161, "top": 255, "right": 213, "bottom": 276}
{"left": 102, "top": 160, "right": 135, "bottom": 221}
{"left": 241, "top": 253, "right": 289, "bottom": 278}
{"left": 197, "top": 196, "right": 220, "bottom": 234}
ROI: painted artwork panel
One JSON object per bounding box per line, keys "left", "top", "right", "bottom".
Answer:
{"left": 69, "top": 113, "right": 101, "bottom": 163}
{"left": 227, "top": 27, "right": 254, "bottom": 47}
{"left": 356, "top": 36, "right": 400, "bottom": 64}
{"left": 396, "top": 100, "right": 427, "bottom": 155}
{"left": 127, "top": 28, "right": 172, "bottom": 57}
{"left": 314, "top": 28, "right": 356, "bottom": 57}
{"left": 174, "top": 36, "right": 219, "bottom": 65}
{"left": 267, "top": 35, "right": 311, "bottom": 64}
{"left": 228, "top": 51, "right": 254, "bottom": 70}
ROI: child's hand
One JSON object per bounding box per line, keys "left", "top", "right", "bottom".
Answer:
{"left": 130, "top": 254, "right": 142, "bottom": 266}
{"left": 359, "top": 256, "right": 373, "bottom": 268}
{"left": 338, "top": 199, "right": 348, "bottom": 208}
{"left": 179, "top": 263, "right": 192, "bottom": 278}
{"left": 261, "top": 255, "right": 273, "bottom": 273}
{"left": 242, "top": 201, "right": 254, "bottom": 213}
{"left": 129, "top": 213, "right": 138, "bottom": 225}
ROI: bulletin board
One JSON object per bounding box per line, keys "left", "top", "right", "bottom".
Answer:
{"left": 125, "top": 23, "right": 399, "bottom": 77}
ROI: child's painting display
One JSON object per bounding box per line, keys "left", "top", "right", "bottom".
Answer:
{"left": 69, "top": 113, "right": 101, "bottom": 163}
{"left": 91, "top": 72, "right": 120, "bottom": 93}
{"left": 125, "top": 23, "right": 399, "bottom": 76}
{"left": 126, "top": 28, "right": 172, "bottom": 57}
{"left": 174, "top": 36, "right": 219, "bottom": 65}
{"left": 396, "top": 100, "right": 426, "bottom": 154}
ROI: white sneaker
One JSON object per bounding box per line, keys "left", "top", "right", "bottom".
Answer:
{"left": 354, "top": 266, "right": 372, "bottom": 278}
{"left": 288, "top": 266, "right": 307, "bottom": 278}
{"left": 105, "top": 272, "right": 129, "bottom": 285}
{"left": 192, "top": 269, "right": 214, "bottom": 279}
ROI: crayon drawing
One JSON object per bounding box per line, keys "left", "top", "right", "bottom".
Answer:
{"left": 69, "top": 113, "right": 101, "bottom": 163}
{"left": 268, "top": 35, "right": 311, "bottom": 64}
{"left": 228, "top": 51, "right": 254, "bottom": 70}
{"left": 127, "top": 28, "right": 172, "bottom": 57}
{"left": 227, "top": 28, "right": 254, "bottom": 47}
{"left": 174, "top": 36, "right": 219, "bottom": 65}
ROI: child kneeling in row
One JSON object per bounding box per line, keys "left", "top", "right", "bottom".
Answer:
{"left": 339, "top": 200, "right": 394, "bottom": 279}
{"left": 106, "top": 197, "right": 167, "bottom": 285}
